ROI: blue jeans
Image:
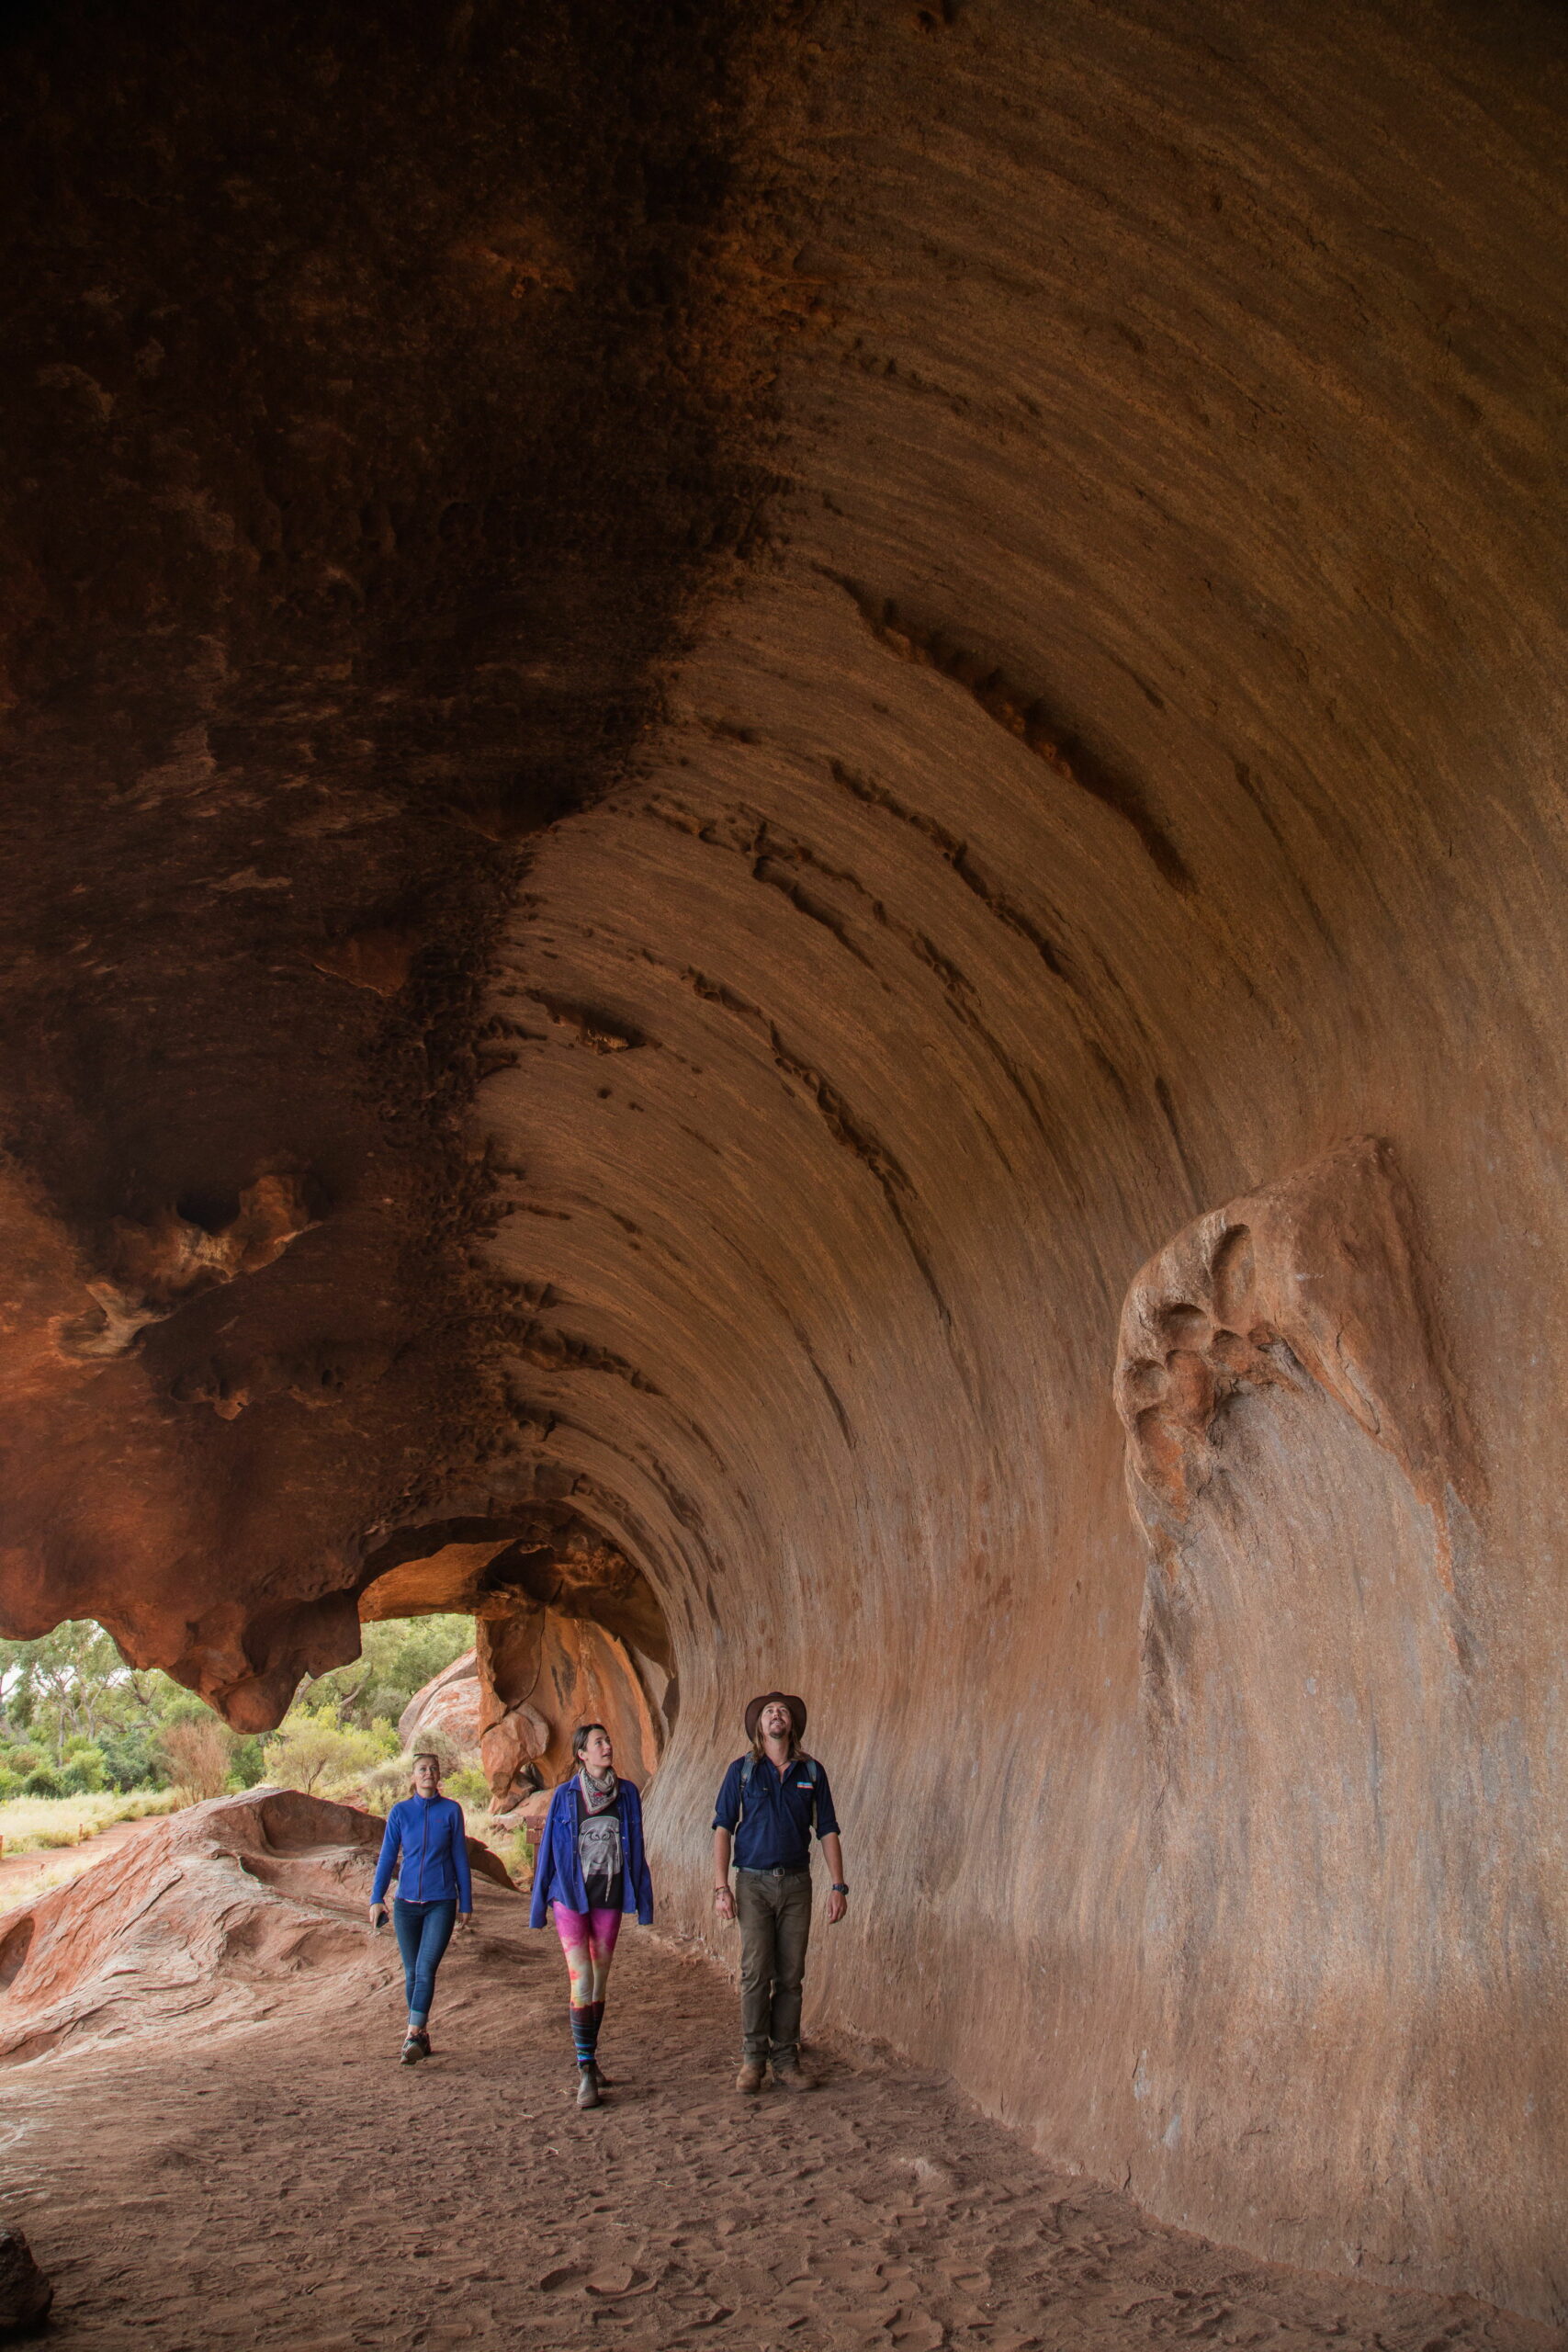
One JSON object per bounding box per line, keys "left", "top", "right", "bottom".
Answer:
{"left": 392, "top": 1897, "right": 457, "bottom": 2028}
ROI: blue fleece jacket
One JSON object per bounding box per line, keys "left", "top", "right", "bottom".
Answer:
{"left": 371, "top": 1794, "right": 474, "bottom": 1909}
{"left": 529, "top": 1778, "right": 654, "bottom": 1928}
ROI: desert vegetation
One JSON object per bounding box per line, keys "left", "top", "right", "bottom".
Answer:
{"left": 0, "top": 1613, "right": 482, "bottom": 1876}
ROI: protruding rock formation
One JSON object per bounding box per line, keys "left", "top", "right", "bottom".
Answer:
{"left": 364, "top": 1521, "right": 671, "bottom": 1804}
{"left": 1115, "top": 1144, "right": 1498, "bottom": 2295}
{"left": 478, "top": 1610, "right": 660, "bottom": 1807}
{"left": 0, "top": 1791, "right": 511, "bottom": 2067}
{"left": 398, "top": 1652, "right": 484, "bottom": 1756}
{"left": 1116, "top": 1136, "right": 1471, "bottom": 1563}
{"left": 0, "top": 2228, "right": 52, "bottom": 2336}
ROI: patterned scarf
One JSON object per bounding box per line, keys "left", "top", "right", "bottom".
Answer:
{"left": 579, "top": 1765, "right": 619, "bottom": 1815}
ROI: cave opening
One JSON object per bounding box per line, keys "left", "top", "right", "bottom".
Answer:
{"left": 356, "top": 1514, "right": 674, "bottom": 1813}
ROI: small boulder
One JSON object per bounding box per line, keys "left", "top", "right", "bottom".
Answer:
{"left": 0, "top": 2225, "right": 52, "bottom": 2335}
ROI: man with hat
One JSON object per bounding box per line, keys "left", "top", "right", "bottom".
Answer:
{"left": 712, "top": 1690, "right": 848, "bottom": 2093}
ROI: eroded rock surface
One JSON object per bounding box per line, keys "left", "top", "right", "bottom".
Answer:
{"left": 3, "top": 0, "right": 1568, "bottom": 2322}
{"left": 364, "top": 1525, "right": 671, "bottom": 1798}
{"left": 1115, "top": 1144, "right": 1515, "bottom": 2295}
{"left": 0, "top": 2228, "right": 52, "bottom": 2337}
{"left": 0, "top": 1789, "right": 510, "bottom": 2067}
{"left": 0, "top": 0, "right": 773, "bottom": 1727}
{"left": 398, "top": 1651, "right": 484, "bottom": 1755}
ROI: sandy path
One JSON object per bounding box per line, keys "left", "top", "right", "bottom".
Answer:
{"left": 0, "top": 1816, "right": 152, "bottom": 1909}
{"left": 2, "top": 1884, "right": 1559, "bottom": 2352}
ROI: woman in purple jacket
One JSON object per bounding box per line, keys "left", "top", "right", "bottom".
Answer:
{"left": 369, "top": 1751, "right": 473, "bottom": 2064}
{"left": 530, "top": 1723, "right": 655, "bottom": 2109}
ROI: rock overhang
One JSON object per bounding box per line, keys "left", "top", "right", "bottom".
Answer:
{"left": 1, "top": 0, "right": 1567, "bottom": 2318}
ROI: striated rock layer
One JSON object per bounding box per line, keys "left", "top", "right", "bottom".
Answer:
{"left": 0, "top": 1790, "right": 510, "bottom": 2068}
{"left": 3, "top": 0, "right": 1568, "bottom": 2320}
{"left": 468, "top": 3, "right": 1568, "bottom": 2316}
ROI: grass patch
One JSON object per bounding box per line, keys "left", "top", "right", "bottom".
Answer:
{"left": 0, "top": 1788, "right": 179, "bottom": 1857}
{"left": 0, "top": 1849, "right": 108, "bottom": 1917}
{"left": 457, "top": 1803, "right": 530, "bottom": 1886}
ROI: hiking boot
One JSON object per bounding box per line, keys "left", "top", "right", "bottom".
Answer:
{"left": 735, "top": 2059, "right": 766, "bottom": 2095}
{"left": 771, "top": 2056, "right": 816, "bottom": 2092}
{"left": 576, "top": 2065, "right": 602, "bottom": 2109}
{"left": 400, "top": 2034, "right": 426, "bottom": 2065}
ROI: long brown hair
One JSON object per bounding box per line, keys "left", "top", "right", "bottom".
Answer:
{"left": 561, "top": 1722, "right": 612, "bottom": 1784}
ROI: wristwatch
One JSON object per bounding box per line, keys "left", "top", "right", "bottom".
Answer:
{"left": 831, "top": 1882, "right": 850, "bottom": 1894}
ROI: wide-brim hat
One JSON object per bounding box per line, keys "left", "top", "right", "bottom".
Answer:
{"left": 745, "top": 1690, "right": 807, "bottom": 1743}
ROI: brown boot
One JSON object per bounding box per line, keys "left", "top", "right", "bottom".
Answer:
{"left": 771, "top": 2055, "right": 816, "bottom": 2092}
{"left": 735, "top": 2059, "right": 765, "bottom": 2095}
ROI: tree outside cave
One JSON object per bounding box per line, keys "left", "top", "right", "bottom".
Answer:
{"left": 0, "top": 1612, "right": 478, "bottom": 1850}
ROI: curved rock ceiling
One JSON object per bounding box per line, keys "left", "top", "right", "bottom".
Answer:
{"left": 3, "top": 0, "right": 1566, "bottom": 2322}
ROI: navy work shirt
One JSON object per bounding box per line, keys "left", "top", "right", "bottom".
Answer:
{"left": 713, "top": 1751, "right": 840, "bottom": 1872}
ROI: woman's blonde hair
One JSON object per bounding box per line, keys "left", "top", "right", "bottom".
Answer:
{"left": 408, "top": 1749, "right": 443, "bottom": 1796}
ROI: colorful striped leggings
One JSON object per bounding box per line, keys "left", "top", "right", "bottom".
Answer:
{"left": 553, "top": 1904, "right": 621, "bottom": 2067}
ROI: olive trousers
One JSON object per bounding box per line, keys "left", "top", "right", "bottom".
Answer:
{"left": 736, "top": 1866, "right": 813, "bottom": 2062}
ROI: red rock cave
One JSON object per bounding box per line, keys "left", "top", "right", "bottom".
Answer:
{"left": 2, "top": 0, "right": 1566, "bottom": 2335}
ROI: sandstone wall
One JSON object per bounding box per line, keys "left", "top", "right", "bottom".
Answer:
{"left": 471, "top": 1, "right": 1568, "bottom": 2315}
{"left": 2, "top": 0, "right": 1566, "bottom": 2320}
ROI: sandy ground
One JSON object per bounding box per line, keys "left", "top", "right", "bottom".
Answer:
{"left": 2, "top": 1878, "right": 1561, "bottom": 2352}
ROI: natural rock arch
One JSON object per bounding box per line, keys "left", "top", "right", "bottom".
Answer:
{"left": 358, "top": 1518, "right": 673, "bottom": 1796}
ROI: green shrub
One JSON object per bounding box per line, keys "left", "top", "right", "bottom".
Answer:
{"left": 507, "top": 1824, "right": 534, "bottom": 1881}
{"left": 299, "top": 1614, "right": 475, "bottom": 1734}
{"left": 357, "top": 1760, "right": 400, "bottom": 1815}
{"left": 228, "top": 1734, "right": 267, "bottom": 1790}
{"left": 97, "top": 1727, "right": 165, "bottom": 1792}
{"left": 358, "top": 1742, "right": 485, "bottom": 1815}
{"left": 22, "top": 1767, "right": 62, "bottom": 1798}
{"left": 398, "top": 1723, "right": 467, "bottom": 1778}
{"left": 263, "top": 1706, "right": 389, "bottom": 1798}
{"left": 59, "top": 1747, "right": 107, "bottom": 1794}
{"left": 0, "top": 1768, "right": 20, "bottom": 1801}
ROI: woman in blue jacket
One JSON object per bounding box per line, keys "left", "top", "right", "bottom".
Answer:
{"left": 369, "top": 1750, "right": 473, "bottom": 2064}
{"left": 530, "top": 1722, "right": 654, "bottom": 2109}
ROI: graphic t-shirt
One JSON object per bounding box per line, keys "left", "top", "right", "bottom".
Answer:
{"left": 576, "top": 1789, "right": 624, "bottom": 1910}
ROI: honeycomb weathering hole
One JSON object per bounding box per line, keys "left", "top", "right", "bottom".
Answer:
{"left": 0, "top": 1916, "right": 35, "bottom": 1993}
